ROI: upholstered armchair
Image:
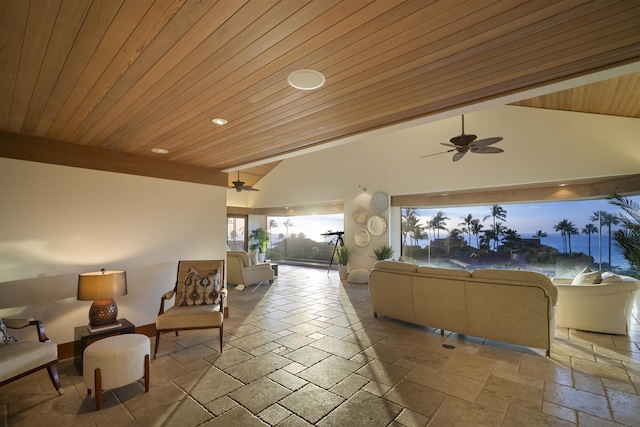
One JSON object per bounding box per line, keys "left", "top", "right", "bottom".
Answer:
{"left": 155, "top": 260, "right": 226, "bottom": 359}
{"left": 0, "top": 318, "right": 63, "bottom": 395}
{"left": 227, "top": 251, "right": 274, "bottom": 286}
{"left": 553, "top": 275, "right": 640, "bottom": 334}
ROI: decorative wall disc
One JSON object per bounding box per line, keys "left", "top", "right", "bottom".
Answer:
{"left": 354, "top": 227, "right": 371, "bottom": 247}
{"left": 367, "top": 215, "right": 387, "bottom": 236}
{"left": 352, "top": 205, "right": 368, "bottom": 224}
{"left": 370, "top": 191, "right": 389, "bottom": 213}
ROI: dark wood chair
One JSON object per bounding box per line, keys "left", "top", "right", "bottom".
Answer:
{"left": 154, "top": 260, "right": 226, "bottom": 358}
{"left": 0, "top": 318, "right": 63, "bottom": 395}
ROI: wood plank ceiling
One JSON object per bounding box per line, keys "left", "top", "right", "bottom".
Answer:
{"left": 1, "top": 0, "right": 639, "bottom": 188}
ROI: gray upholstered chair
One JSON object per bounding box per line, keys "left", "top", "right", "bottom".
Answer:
{"left": 0, "top": 318, "right": 63, "bottom": 395}
{"left": 227, "top": 250, "right": 274, "bottom": 287}
{"left": 155, "top": 260, "right": 226, "bottom": 358}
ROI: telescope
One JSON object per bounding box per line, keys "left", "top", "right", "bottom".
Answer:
{"left": 321, "top": 230, "right": 344, "bottom": 236}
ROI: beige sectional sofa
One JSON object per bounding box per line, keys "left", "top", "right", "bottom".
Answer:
{"left": 368, "top": 261, "right": 558, "bottom": 356}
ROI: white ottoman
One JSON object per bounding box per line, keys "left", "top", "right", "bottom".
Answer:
{"left": 348, "top": 269, "right": 370, "bottom": 284}
{"left": 83, "top": 334, "right": 150, "bottom": 410}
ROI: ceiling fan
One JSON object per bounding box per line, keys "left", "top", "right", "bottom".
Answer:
{"left": 230, "top": 171, "right": 259, "bottom": 192}
{"left": 422, "top": 115, "right": 504, "bottom": 162}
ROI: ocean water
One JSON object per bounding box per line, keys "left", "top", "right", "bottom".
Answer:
{"left": 537, "top": 233, "right": 628, "bottom": 269}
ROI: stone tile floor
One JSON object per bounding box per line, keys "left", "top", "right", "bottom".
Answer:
{"left": 1, "top": 265, "right": 639, "bottom": 426}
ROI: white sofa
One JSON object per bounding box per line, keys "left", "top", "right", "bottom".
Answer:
{"left": 226, "top": 251, "right": 275, "bottom": 286}
{"left": 368, "top": 261, "right": 558, "bottom": 356}
{"left": 553, "top": 275, "right": 640, "bottom": 334}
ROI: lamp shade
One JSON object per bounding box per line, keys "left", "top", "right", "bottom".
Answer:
{"left": 77, "top": 269, "right": 127, "bottom": 301}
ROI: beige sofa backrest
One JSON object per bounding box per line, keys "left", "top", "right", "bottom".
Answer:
{"left": 369, "top": 262, "right": 557, "bottom": 356}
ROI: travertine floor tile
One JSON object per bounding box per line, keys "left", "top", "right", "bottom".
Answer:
{"left": 3, "top": 265, "right": 638, "bottom": 426}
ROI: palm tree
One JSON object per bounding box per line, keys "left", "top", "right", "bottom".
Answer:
{"left": 282, "top": 218, "right": 294, "bottom": 239}
{"left": 470, "top": 219, "right": 483, "bottom": 248}
{"left": 590, "top": 211, "right": 606, "bottom": 265}
{"left": 608, "top": 193, "right": 640, "bottom": 277}
{"left": 581, "top": 223, "right": 598, "bottom": 256}
{"left": 533, "top": 230, "right": 548, "bottom": 241}
{"left": 268, "top": 219, "right": 278, "bottom": 248}
{"left": 430, "top": 211, "right": 450, "bottom": 244}
{"left": 600, "top": 211, "right": 620, "bottom": 265}
{"left": 565, "top": 221, "right": 578, "bottom": 253}
{"left": 459, "top": 214, "right": 475, "bottom": 247}
{"left": 484, "top": 205, "right": 507, "bottom": 251}
{"left": 401, "top": 208, "right": 419, "bottom": 247}
{"left": 494, "top": 222, "right": 507, "bottom": 251}
{"left": 554, "top": 219, "right": 570, "bottom": 253}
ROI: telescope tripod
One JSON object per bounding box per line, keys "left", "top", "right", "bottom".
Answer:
{"left": 328, "top": 234, "right": 345, "bottom": 273}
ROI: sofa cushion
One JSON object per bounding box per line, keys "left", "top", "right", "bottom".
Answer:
{"left": 372, "top": 260, "right": 417, "bottom": 273}
{"left": 0, "top": 318, "right": 17, "bottom": 345}
{"left": 571, "top": 268, "right": 602, "bottom": 285}
{"left": 601, "top": 272, "right": 623, "bottom": 283}
{"left": 417, "top": 266, "right": 471, "bottom": 279}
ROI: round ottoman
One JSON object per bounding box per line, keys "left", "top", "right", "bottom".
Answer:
{"left": 348, "top": 269, "right": 369, "bottom": 284}
{"left": 83, "top": 334, "right": 150, "bottom": 410}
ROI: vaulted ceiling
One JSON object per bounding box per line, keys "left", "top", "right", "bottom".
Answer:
{"left": 1, "top": 1, "right": 639, "bottom": 188}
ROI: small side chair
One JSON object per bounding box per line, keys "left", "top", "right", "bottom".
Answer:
{"left": 155, "top": 260, "right": 226, "bottom": 359}
{"left": 0, "top": 318, "right": 63, "bottom": 395}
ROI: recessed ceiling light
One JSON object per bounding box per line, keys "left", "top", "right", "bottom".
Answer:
{"left": 211, "top": 118, "right": 228, "bottom": 125}
{"left": 559, "top": 183, "right": 568, "bottom": 187}
{"left": 287, "top": 69, "right": 325, "bottom": 90}
{"left": 151, "top": 148, "right": 168, "bottom": 154}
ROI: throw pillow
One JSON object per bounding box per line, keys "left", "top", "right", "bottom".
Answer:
{"left": 601, "top": 272, "right": 623, "bottom": 283}
{"left": 180, "top": 268, "right": 221, "bottom": 306}
{"left": 571, "top": 268, "right": 602, "bottom": 285}
{"left": 249, "top": 249, "right": 259, "bottom": 265}
{"left": 0, "top": 318, "right": 17, "bottom": 345}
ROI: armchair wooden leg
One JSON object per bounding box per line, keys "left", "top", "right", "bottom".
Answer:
{"left": 219, "top": 325, "right": 224, "bottom": 353}
{"left": 94, "top": 368, "right": 103, "bottom": 411}
{"left": 144, "top": 354, "right": 150, "bottom": 392}
{"left": 154, "top": 331, "right": 161, "bottom": 359}
{"left": 46, "top": 363, "right": 64, "bottom": 395}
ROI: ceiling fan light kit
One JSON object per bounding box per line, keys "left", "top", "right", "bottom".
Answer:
{"left": 422, "top": 115, "right": 504, "bottom": 162}
{"left": 230, "top": 171, "right": 259, "bottom": 192}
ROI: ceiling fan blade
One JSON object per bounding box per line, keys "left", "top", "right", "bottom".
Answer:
{"left": 421, "top": 149, "right": 455, "bottom": 158}
{"left": 470, "top": 146, "right": 504, "bottom": 154}
{"left": 440, "top": 142, "right": 457, "bottom": 148}
{"left": 243, "top": 186, "right": 260, "bottom": 192}
{"left": 452, "top": 151, "right": 466, "bottom": 161}
{"left": 470, "top": 137, "right": 503, "bottom": 147}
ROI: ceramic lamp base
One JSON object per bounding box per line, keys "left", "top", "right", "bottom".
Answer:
{"left": 89, "top": 298, "right": 118, "bottom": 328}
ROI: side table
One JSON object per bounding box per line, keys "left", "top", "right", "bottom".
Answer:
{"left": 74, "top": 318, "right": 135, "bottom": 374}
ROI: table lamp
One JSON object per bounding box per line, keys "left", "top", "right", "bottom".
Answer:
{"left": 78, "top": 269, "right": 127, "bottom": 331}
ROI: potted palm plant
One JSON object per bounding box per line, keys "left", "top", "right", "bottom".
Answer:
{"left": 372, "top": 243, "right": 394, "bottom": 261}
{"left": 249, "top": 228, "right": 269, "bottom": 263}
{"left": 608, "top": 193, "right": 640, "bottom": 278}
{"left": 336, "top": 245, "right": 350, "bottom": 281}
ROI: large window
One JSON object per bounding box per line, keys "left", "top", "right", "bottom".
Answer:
{"left": 227, "top": 215, "right": 247, "bottom": 251}
{"left": 401, "top": 196, "right": 638, "bottom": 277}
{"left": 265, "top": 214, "right": 344, "bottom": 265}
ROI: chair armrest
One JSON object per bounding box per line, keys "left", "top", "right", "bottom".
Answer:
{"left": 2, "top": 317, "right": 34, "bottom": 329}
{"left": 158, "top": 290, "right": 176, "bottom": 316}
{"left": 218, "top": 289, "right": 227, "bottom": 312}
{"left": 4, "top": 318, "right": 50, "bottom": 343}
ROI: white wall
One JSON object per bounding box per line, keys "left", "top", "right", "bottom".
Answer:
{"left": 0, "top": 158, "right": 228, "bottom": 343}
{"left": 245, "top": 105, "right": 640, "bottom": 270}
